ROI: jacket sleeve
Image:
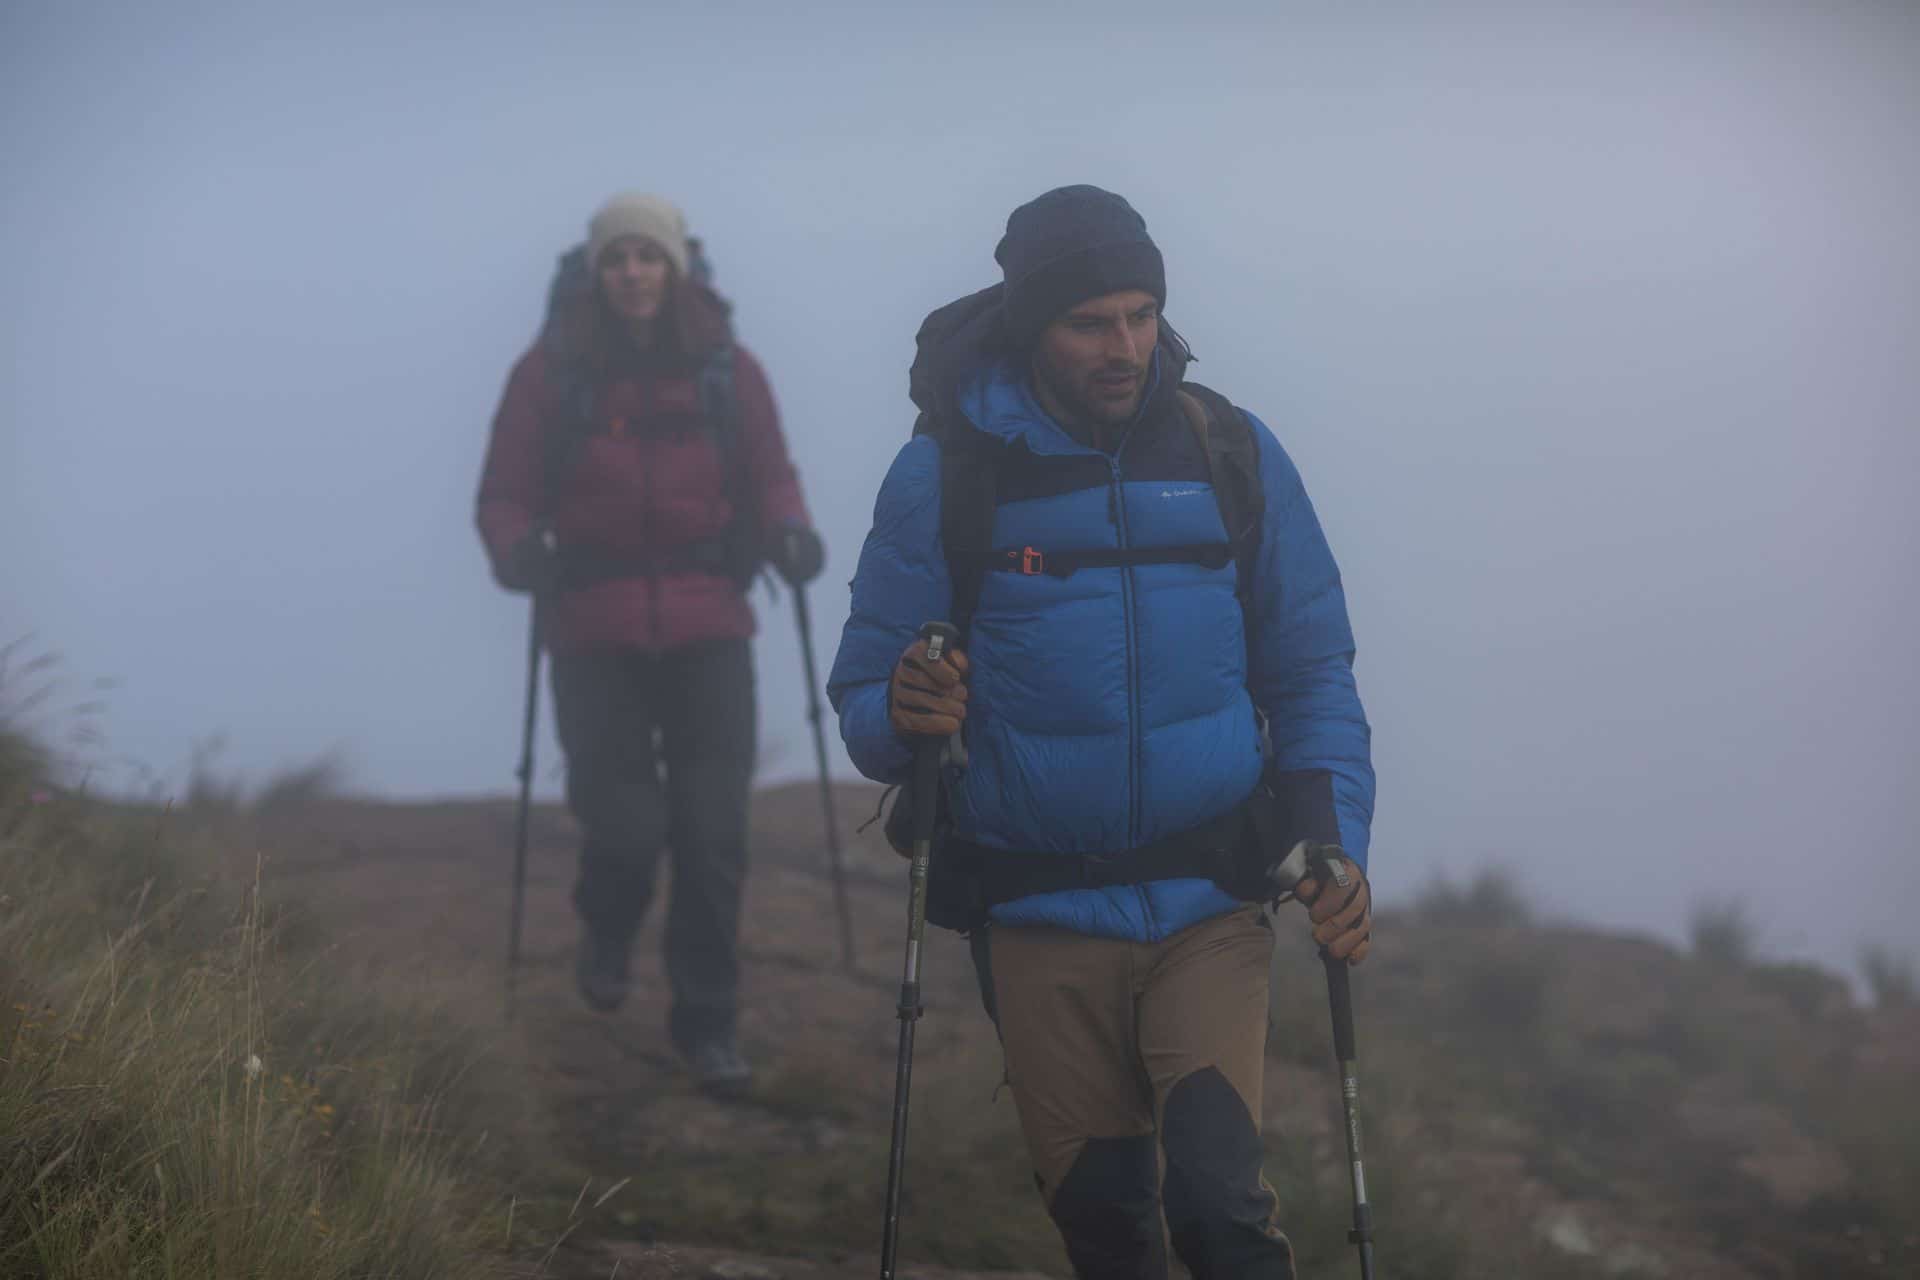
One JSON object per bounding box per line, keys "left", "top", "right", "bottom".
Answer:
{"left": 730, "top": 345, "right": 811, "bottom": 535}
{"left": 474, "top": 346, "right": 549, "bottom": 584}
{"left": 1243, "top": 412, "right": 1377, "bottom": 872}
{"left": 827, "top": 437, "right": 950, "bottom": 785}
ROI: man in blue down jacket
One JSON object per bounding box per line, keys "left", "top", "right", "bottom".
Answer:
{"left": 829, "top": 185, "right": 1375, "bottom": 1280}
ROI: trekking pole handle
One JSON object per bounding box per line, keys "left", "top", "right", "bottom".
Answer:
{"left": 916, "top": 622, "right": 968, "bottom": 769}
{"left": 918, "top": 621, "right": 959, "bottom": 665}
{"left": 1307, "top": 848, "right": 1361, "bottom": 1058}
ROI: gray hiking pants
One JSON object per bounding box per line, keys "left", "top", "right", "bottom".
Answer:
{"left": 550, "top": 637, "right": 756, "bottom": 1049}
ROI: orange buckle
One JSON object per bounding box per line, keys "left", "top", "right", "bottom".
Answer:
{"left": 1018, "top": 546, "right": 1045, "bottom": 575}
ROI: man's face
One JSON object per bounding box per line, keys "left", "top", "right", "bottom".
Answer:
{"left": 1031, "top": 289, "right": 1159, "bottom": 429}
{"left": 597, "top": 236, "right": 674, "bottom": 324}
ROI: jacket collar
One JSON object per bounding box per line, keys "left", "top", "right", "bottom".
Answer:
{"left": 958, "top": 351, "right": 1171, "bottom": 458}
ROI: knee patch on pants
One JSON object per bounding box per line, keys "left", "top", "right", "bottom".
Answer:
{"left": 1162, "top": 1068, "right": 1293, "bottom": 1278}
{"left": 1048, "top": 1132, "right": 1166, "bottom": 1279}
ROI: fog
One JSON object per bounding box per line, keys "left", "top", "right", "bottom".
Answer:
{"left": 5, "top": 0, "right": 1916, "bottom": 971}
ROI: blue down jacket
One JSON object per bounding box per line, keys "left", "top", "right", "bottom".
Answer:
{"left": 828, "top": 294, "right": 1373, "bottom": 943}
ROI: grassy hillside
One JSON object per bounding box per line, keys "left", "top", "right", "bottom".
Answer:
{"left": 3, "top": 718, "right": 1914, "bottom": 1278}
{"left": 0, "top": 728, "right": 564, "bottom": 1278}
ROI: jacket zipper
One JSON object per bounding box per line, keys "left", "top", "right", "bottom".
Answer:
{"left": 641, "top": 423, "right": 660, "bottom": 648}
{"left": 1109, "top": 453, "right": 1158, "bottom": 936}
{"left": 1106, "top": 455, "right": 1143, "bottom": 852}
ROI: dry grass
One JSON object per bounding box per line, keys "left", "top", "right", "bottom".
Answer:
{"left": 0, "top": 729, "right": 535, "bottom": 1279}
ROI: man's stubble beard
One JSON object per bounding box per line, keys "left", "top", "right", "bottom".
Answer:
{"left": 1038, "top": 364, "right": 1146, "bottom": 436}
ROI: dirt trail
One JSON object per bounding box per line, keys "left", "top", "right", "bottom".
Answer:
{"left": 578, "top": 1241, "right": 1051, "bottom": 1280}
{"left": 246, "top": 783, "right": 1911, "bottom": 1279}
{"left": 255, "top": 782, "right": 1061, "bottom": 1277}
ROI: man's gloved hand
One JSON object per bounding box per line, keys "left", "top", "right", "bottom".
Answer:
{"left": 889, "top": 637, "right": 969, "bottom": 738}
{"left": 498, "top": 528, "right": 559, "bottom": 594}
{"left": 768, "top": 525, "right": 826, "bottom": 586}
{"left": 1295, "top": 853, "right": 1373, "bottom": 965}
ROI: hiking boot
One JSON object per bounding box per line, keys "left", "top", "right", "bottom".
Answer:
{"left": 682, "top": 1037, "right": 753, "bottom": 1099}
{"left": 574, "top": 928, "right": 631, "bottom": 1013}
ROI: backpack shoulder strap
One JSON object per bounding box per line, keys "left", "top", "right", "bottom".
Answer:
{"left": 917, "top": 410, "right": 1001, "bottom": 641}
{"left": 1175, "top": 382, "right": 1266, "bottom": 638}
{"left": 539, "top": 348, "right": 597, "bottom": 520}
{"left": 697, "top": 343, "right": 740, "bottom": 450}
{"left": 699, "top": 343, "right": 767, "bottom": 583}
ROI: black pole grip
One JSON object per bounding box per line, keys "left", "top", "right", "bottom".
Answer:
{"left": 910, "top": 730, "right": 942, "bottom": 849}
{"left": 1324, "top": 951, "right": 1357, "bottom": 1062}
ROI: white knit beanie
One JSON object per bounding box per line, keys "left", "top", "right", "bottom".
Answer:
{"left": 587, "top": 192, "right": 690, "bottom": 278}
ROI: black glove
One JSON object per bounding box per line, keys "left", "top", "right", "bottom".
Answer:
{"left": 498, "top": 528, "right": 559, "bottom": 594}
{"left": 768, "top": 525, "right": 825, "bottom": 586}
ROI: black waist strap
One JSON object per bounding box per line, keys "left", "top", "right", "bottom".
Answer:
{"left": 950, "top": 804, "right": 1252, "bottom": 909}
{"left": 969, "top": 542, "right": 1231, "bottom": 579}
{"left": 901, "top": 767, "right": 1338, "bottom": 930}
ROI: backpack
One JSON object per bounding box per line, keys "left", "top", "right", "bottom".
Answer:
{"left": 921, "top": 382, "right": 1266, "bottom": 650}
{"left": 537, "top": 239, "right": 762, "bottom": 587}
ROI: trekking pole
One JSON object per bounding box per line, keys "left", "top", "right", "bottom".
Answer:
{"left": 879, "top": 620, "right": 959, "bottom": 1280}
{"left": 505, "top": 596, "right": 543, "bottom": 1021}
{"left": 1318, "top": 859, "right": 1376, "bottom": 1279}
{"left": 1268, "top": 842, "right": 1376, "bottom": 1277}
{"left": 792, "top": 584, "right": 857, "bottom": 971}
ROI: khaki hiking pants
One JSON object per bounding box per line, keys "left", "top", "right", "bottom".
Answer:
{"left": 989, "top": 905, "right": 1295, "bottom": 1280}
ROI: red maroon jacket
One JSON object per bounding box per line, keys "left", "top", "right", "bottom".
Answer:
{"left": 475, "top": 286, "right": 810, "bottom": 655}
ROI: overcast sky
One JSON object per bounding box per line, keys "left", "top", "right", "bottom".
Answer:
{"left": 4, "top": 0, "right": 1916, "bottom": 970}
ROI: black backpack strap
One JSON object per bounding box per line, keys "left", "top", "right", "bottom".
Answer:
{"left": 697, "top": 344, "right": 766, "bottom": 586}
{"left": 540, "top": 356, "right": 597, "bottom": 521}
{"left": 927, "top": 390, "right": 1260, "bottom": 643}
{"left": 919, "top": 411, "right": 1001, "bottom": 642}
{"left": 944, "top": 797, "right": 1268, "bottom": 909}
{"left": 538, "top": 343, "right": 758, "bottom": 585}
{"left": 1176, "top": 383, "right": 1266, "bottom": 636}
{"left": 697, "top": 343, "right": 739, "bottom": 449}
{"left": 698, "top": 344, "right": 744, "bottom": 522}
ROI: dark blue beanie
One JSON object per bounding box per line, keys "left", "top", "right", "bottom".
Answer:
{"left": 996, "top": 185, "right": 1166, "bottom": 348}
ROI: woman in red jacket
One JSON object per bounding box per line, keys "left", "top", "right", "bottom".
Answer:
{"left": 476, "top": 193, "right": 821, "bottom": 1096}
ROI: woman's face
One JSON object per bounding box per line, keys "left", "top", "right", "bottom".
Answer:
{"left": 597, "top": 236, "right": 674, "bottom": 326}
